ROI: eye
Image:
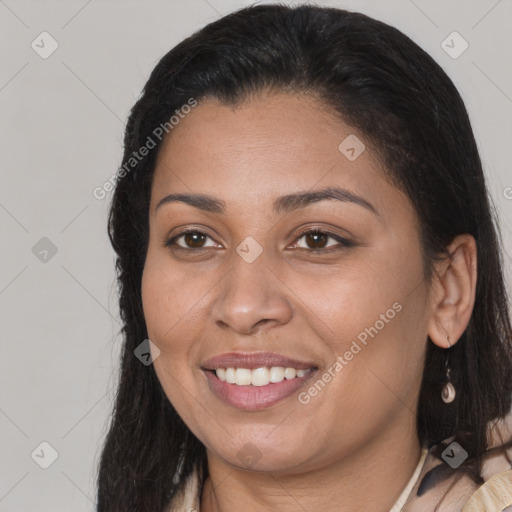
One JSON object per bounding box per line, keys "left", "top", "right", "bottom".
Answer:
{"left": 164, "top": 227, "right": 353, "bottom": 253}
{"left": 290, "top": 229, "right": 353, "bottom": 252}
{"left": 165, "top": 229, "right": 220, "bottom": 250}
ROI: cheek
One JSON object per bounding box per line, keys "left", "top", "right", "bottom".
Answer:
{"left": 141, "top": 249, "right": 206, "bottom": 348}
{"left": 296, "top": 245, "right": 427, "bottom": 414}
{"left": 141, "top": 250, "right": 215, "bottom": 413}
{"left": 289, "top": 253, "right": 412, "bottom": 350}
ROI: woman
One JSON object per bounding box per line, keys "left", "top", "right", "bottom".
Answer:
{"left": 97, "top": 4, "right": 512, "bottom": 511}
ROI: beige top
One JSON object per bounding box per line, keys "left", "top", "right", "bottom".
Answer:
{"left": 166, "top": 418, "right": 512, "bottom": 511}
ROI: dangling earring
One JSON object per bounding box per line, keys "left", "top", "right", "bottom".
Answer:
{"left": 441, "top": 335, "right": 456, "bottom": 404}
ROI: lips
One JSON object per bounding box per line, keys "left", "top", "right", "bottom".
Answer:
{"left": 204, "top": 369, "right": 317, "bottom": 410}
{"left": 201, "top": 352, "right": 318, "bottom": 371}
{"left": 200, "top": 352, "right": 319, "bottom": 410}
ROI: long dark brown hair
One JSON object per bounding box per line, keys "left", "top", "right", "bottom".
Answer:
{"left": 96, "top": 4, "right": 512, "bottom": 511}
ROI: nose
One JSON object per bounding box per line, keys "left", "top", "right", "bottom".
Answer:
{"left": 211, "top": 255, "right": 293, "bottom": 335}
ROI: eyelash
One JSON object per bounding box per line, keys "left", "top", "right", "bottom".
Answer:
{"left": 164, "top": 228, "right": 354, "bottom": 254}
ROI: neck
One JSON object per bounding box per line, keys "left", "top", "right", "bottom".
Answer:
{"left": 200, "top": 418, "right": 422, "bottom": 512}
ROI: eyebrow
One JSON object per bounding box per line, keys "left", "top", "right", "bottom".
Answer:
{"left": 155, "top": 186, "right": 379, "bottom": 216}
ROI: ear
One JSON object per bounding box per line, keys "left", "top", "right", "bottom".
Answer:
{"left": 428, "top": 234, "right": 478, "bottom": 348}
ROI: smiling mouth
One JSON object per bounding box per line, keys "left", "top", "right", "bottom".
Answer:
{"left": 206, "top": 366, "right": 316, "bottom": 386}
{"left": 202, "top": 365, "right": 319, "bottom": 410}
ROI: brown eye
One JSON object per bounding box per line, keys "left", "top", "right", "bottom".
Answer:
{"left": 292, "top": 229, "right": 353, "bottom": 252}
{"left": 183, "top": 231, "right": 207, "bottom": 248}
{"left": 304, "top": 231, "right": 329, "bottom": 249}
{"left": 165, "top": 229, "right": 219, "bottom": 250}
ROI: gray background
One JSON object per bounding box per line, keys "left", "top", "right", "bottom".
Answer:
{"left": 1, "top": 0, "right": 511, "bottom": 510}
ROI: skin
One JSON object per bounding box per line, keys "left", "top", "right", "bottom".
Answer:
{"left": 141, "top": 91, "right": 477, "bottom": 512}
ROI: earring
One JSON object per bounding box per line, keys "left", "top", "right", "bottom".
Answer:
{"left": 441, "top": 335, "right": 456, "bottom": 404}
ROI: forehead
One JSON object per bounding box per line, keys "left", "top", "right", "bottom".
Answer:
{"left": 150, "top": 92, "right": 399, "bottom": 217}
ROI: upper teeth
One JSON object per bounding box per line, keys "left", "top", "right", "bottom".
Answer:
{"left": 215, "top": 367, "right": 311, "bottom": 386}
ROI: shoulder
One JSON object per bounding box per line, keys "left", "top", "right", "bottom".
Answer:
{"left": 462, "top": 413, "right": 512, "bottom": 511}
{"left": 404, "top": 442, "right": 512, "bottom": 512}
{"left": 462, "top": 468, "right": 512, "bottom": 511}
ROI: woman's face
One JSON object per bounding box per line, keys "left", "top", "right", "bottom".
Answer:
{"left": 142, "top": 92, "right": 432, "bottom": 473}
